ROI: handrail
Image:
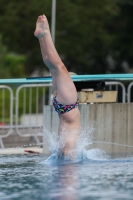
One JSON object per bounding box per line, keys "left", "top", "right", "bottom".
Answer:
{"left": 105, "top": 81, "right": 126, "bottom": 103}
{"left": 0, "top": 85, "right": 14, "bottom": 148}
{"left": 127, "top": 82, "right": 133, "bottom": 103}
{"left": 15, "top": 83, "right": 52, "bottom": 138}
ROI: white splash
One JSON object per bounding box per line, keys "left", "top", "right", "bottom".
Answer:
{"left": 42, "top": 122, "right": 110, "bottom": 164}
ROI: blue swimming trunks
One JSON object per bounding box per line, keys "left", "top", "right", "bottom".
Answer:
{"left": 53, "top": 96, "right": 78, "bottom": 114}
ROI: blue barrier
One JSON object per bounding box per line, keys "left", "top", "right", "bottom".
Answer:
{"left": 0, "top": 74, "right": 133, "bottom": 84}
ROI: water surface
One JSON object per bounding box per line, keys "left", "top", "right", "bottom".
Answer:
{"left": 0, "top": 153, "right": 133, "bottom": 200}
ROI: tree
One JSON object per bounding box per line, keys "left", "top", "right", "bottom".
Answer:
{"left": 56, "top": 0, "right": 118, "bottom": 74}
{"left": 0, "top": 0, "right": 51, "bottom": 74}
{"left": 0, "top": 34, "right": 7, "bottom": 68}
{"left": 0, "top": 0, "right": 132, "bottom": 75}
{"left": 111, "top": 0, "right": 133, "bottom": 73}
{"left": 0, "top": 34, "right": 26, "bottom": 78}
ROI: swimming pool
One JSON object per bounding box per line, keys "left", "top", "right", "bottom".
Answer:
{"left": 0, "top": 153, "right": 133, "bottom": 200}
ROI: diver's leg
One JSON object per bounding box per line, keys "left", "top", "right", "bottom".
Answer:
{"left": 34, "top": 15, "right": 77, "bottom": 105}
{"left": 34, "top": 15, "right": 80, "bottom": 156}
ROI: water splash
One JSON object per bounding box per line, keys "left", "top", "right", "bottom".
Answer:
{"left": 42, "top": 123, "right": 110, "bottom": 164}
{"left": 84, "top": 148, "right": 110, "bottom": 160}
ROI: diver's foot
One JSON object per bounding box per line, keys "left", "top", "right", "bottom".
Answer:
{"left": 34, "top": 14, "right": 50, "bottom": 39}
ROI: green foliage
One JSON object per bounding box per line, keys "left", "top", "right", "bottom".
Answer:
{"left": 111, "top": 0, "right": 133, "bottom": 72}
{"left": 0, "top": 34, "right": 26, "bottom": 78}
{"left": 0, "top": 0, "right": 51, "bottom": 74}
{"left": 56, "top": 0, "right": 118, "bottom": 74}
{"left": 4, "top": 53, "right": 26, "bottom": 78}
{"left": 0, "top": 0, "right": 132, "bottom": 74}
{"left": 0, "top": 34, "right": 7, "bottom": 68}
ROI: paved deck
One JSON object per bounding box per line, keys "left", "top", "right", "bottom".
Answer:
{"left": 0, "top": 147, "right": 43, "bottom": 154}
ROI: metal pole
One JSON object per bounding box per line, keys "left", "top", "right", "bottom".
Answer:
{"left": 51, "top": 0, "right": 56, "bottom": 44}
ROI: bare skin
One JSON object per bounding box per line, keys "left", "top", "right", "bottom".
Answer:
{"left": 34, "top": 15, "right": 80, "bottom": 157}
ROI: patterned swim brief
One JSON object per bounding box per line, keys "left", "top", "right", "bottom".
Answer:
{"left": 53, "top": 96, "right": 78, "bottom": 114}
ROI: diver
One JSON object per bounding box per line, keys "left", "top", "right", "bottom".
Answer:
{"left": 34, "top": 14, "right": 81, "bottom": 157}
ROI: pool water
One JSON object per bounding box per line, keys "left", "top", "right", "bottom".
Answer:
{"left": 0, "top": 153, "right": 133, "bottom": 200}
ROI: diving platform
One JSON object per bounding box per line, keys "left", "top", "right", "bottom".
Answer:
{"left": 0, "top": 74, "right": 132, "bottom": 84}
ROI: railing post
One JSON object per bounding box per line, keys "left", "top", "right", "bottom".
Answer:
{"left": 127, "top": 82, "right": 133, "bottom": 103}
{"left": 51, "top": 0, "right": 56, "bottom": 44}
{"left": 105, "top": 81, "right": 126, "bottom": 103}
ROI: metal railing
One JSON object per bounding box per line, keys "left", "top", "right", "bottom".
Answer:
{"left": 0, "top": 85, "right": 14, "bottom": 148}
{"left": 0, "top": 80, "right": 131, "bottom": 148}
{"left": 105, "top": 81, "right": 126, "bottom": 103}
{"left": 0, "top": 83, "right": 52, "bottom": 148}
{"left": 127, "top": 82, "right": 133, "bottom": 103}
{"left": 15, "top": 84, "right": 52, "bottom": 142}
